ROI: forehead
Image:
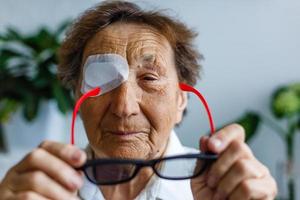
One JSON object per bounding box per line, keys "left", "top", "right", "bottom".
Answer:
{"left": 82, "top": 22, "right": 174, "bottom": 65}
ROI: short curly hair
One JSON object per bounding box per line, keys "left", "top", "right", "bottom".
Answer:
{"left": 58, "top": 0, "right": 203, "bottom": 89}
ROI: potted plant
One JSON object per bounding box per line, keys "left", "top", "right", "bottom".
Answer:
{"left": 0, "top": 21, "right": 73, "bottom": 152}
{"left": 235, "top": 82, "right": 300, "bottom": 200}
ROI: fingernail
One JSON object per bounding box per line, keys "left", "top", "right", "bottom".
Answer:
{"left": 210, "top": 138, "right": 223, "bottom": 150}
{"left": 71, "top": 150, "right": 82, "bottom": 162}
{"left": 207, "top": 175, "right": 217, "bottom": 188}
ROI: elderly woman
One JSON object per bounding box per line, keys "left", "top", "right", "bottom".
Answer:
{"left": 0, "top": 1, "right": 277, "bottom": 200}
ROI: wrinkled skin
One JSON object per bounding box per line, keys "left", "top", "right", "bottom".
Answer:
{"left": 0, "top": 22, "right": 277, "bottom": 200}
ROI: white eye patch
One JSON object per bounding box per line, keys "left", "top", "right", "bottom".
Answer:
{"left": 81, "top": 54, "right": 129, "bottom": 96}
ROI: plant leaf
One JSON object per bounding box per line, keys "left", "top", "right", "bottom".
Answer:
{"left": 52, "top": 80, "right": 72, "bottom": 114}
{"left": 271, "top": 87, "right": 300, "bottom": 119}
{"left": 4, "top": 27, "right": 25, "bottom": 41}
{"left": 22, "top": 93, "right": 40, "bottom": 121}
{"left": 236, "top": 111, "right": 261, "bottom": 142}
{"left": 0, "top": 24, "right": 73, "bottom": 123}
{"left": 0, "top": 99, "right": 19, "bottom": 122}
{"left": 0, "top": 123, "right": 7, "bottom": 152}
{"left": 24, "top": 27, "right": 59, "bottom": 53}
{"left": 289, "top": 82, "right": 300, "bottom": 96}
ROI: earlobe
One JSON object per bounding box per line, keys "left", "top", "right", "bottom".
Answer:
{"left": 176, "top": 90, "right": 188, "bottom": 123}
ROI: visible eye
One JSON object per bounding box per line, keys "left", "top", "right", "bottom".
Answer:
{"left": 143, "top": 76, "right": 158, "bottom": 81}
{"left": 140, "top": 74, "right": 158, "bottom": 81}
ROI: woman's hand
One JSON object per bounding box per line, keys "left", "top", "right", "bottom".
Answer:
{"left": 191, "top": 124, "right": 278, "bottom": 200}
{"left": 0, "top": 141, "right": 87, "bottom": 200}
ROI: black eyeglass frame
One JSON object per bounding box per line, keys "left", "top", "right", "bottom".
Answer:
{"left": 76, "top": 152, "right": 218, "bottom": 185}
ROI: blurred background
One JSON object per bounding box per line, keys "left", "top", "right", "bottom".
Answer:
{"left": 0, "top": 0, "right": 299, "bottom": 199}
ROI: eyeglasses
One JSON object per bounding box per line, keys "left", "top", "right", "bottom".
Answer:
{"left": 71, "top": 83, "right": 217, "bottom": 185}
{"left": 76, "top": 153, "right": 217, "bottom": 185}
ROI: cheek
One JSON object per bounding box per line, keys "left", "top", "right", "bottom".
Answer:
{"left": 141, "top": 82, "right": 178, "bottom": 134}
{"left": 80, "top": 96, "right": 109, "bottom": 141}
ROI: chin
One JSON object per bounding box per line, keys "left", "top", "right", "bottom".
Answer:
{"left": 96, "top": 141, "right": 151, "bottom": 160}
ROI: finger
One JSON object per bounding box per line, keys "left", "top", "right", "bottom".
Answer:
{"left": 191, "top": 186, "right": 214, "bottom": 200}
{"left": 200, "top": 135, "right": 209, "bottom": 152}
{"left": 14, "top": 148, "right": 83, "bottom": 191}
{"left": 206, "top": 140, "right": 254, "bottom": 188}
{"left": 11, "top": 171, "right": 80, "bottom": 200}
{"left": 191, "top": 166, "right": 215, "bottom": 200}
{"left": 213, "top": 159, "right": 265, "bottom": 199}
{"left": 39, "top": 141, "right": 86, "bottom": 167}
{"left": 207, "top": 123, "right": 245, "bottom": 154}
{"left": 228, "top": 176, "right": 278, "bottom": 200}
{"left": 8, "top": 191, "right": 51, "bottom": 200}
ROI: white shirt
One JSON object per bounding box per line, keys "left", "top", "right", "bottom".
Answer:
{"left": 78, "top": 130, "right": 198, "bottom": 200}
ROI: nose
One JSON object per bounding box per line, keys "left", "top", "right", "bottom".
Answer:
{"left": 110, "top": 82, "right": 140, "bottom": 118}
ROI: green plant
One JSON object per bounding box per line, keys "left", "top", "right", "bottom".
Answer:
{"left": 235, "top": 82, "right": 300, "bottom": 200}
{"left": 0, "top": 22, "right": 73, "bottom": 152}
{"left": 235, "top": 111, "right": 261, "bottom": 142}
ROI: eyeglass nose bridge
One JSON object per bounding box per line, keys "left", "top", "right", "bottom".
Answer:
{"left": 133, "top": 159, "right": 157, "bottom": 169}
{"left": 131, "top": 159, "right": 161, "bottom": 176}
{"left": 133, "top": 159, "right": 167, "bottom": 179}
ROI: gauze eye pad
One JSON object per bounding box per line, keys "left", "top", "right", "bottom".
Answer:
{"left": 81, "top": 54, "right": 129, "bottom": 96}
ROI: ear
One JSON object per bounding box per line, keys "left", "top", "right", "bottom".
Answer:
{"left": 176, "top": 90, "right": 188, "bottom": 124}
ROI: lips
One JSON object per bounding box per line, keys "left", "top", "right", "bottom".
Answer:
{"left": 103, "top": 128, "right": 149, "bottom": 137}
{"left": 109, "top": 131, "right": 141, "bottom": 136}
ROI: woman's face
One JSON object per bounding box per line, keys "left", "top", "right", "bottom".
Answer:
{"left": 76, "top": 22, "right": 187, "bottom": 160}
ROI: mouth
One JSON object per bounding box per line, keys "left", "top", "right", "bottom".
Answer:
{"left": 106, "top": 130, "right": 145, "bottom": 137}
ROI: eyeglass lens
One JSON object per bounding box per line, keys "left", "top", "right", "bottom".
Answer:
{"left": 85, "top": 163, "right": 137, "bottom": 184}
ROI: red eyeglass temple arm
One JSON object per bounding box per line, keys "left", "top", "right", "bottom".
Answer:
{"left": 70, "top": 83, "right": 215, "bottom": 145}
{"left": 70, "top": 87, "right": 101, "bottom": 145}
{"left": 179, "top": 83, "right": 215, "bottom": 136}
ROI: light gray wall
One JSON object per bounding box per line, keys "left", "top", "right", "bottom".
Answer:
{"left": 1, "top": 0, "right": 299, "bottom": 198}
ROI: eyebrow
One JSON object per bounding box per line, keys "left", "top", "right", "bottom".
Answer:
{"left": 142, "top": 54, "right": 155, "bottom": 63}
{"left": 140, "top": 54, "right": 167, "bottom": 74}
